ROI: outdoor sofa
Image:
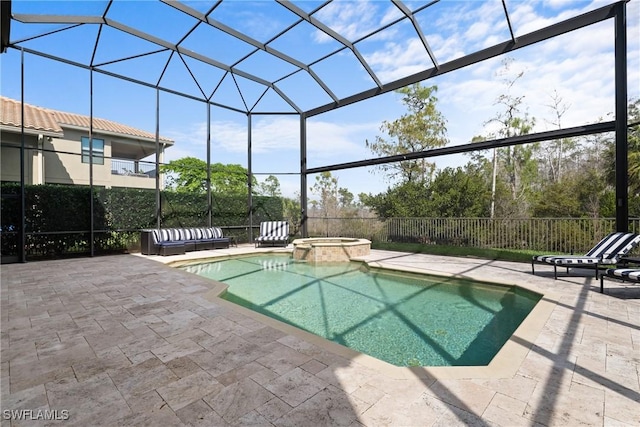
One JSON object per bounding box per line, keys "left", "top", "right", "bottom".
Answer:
{"left": 141, "top": 227, "right": 230, "bottom": 256}
{"left": 531, "top": 231, "right": 640, "bottom": 279}
{"left": 255, "top": 221, "right": 289, "bottom": 247}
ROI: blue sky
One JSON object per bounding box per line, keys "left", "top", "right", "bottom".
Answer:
{"left": 2, "top": 0, "right": 639, "bottom": 199}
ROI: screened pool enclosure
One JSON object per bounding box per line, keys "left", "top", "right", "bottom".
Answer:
{"left": 0, "top": 0, "right": 634, "bottom": 263}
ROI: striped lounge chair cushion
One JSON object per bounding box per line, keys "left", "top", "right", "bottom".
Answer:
{"left": 556, "top": 232, "right": 640, "bottom": 265}
{"left": 550, "top": 256, "right": 607, "bottom": 266}
{"left": 604, "top": 268, "right": 640, "bottom": 282}
{"left": 610, "top": 233, "right": 640, "bottom": 259}
{"left": 534, "top": 232, "right": 640, "bottom": 265}
{"left": 533, "top": 254, "right": 562, "bottom": 263}
{"left": 532, "top": 254, "right": 604, "bottom": 264}
{"left": 258, "top": 235, "right": 286, "bottom": 241}
{"left": 257, "top": 221, "right": 289, "bottom": 239}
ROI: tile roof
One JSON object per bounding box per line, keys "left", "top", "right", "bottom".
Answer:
{"left": 1, "top": 96, "right": 62, "bottom": 134}
{"left": 0, "top": 97, "right": 173, "bottom": 144}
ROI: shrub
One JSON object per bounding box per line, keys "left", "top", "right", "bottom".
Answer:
{"left": 0, "top": 183, "right": 284, "bottom": 259}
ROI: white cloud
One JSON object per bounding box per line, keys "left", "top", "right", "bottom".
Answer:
{"left": 219, "top": 4, "right": 294, "bottom": 42}
{"left": 162, "top": 122, "right": 208, "bottom": 154}
{"left": 364, "top": 38, "right": 432, "bottom": 82}
{"left": 362, "top": 0, "right": 513, "bottom": 80}
{"left": 381, "top": 4, "right": 404, "bottom": 26}
{"left": 163, "top": 116, "right": 377, "bottom": 162}
{"left": 546, "top": 0, "right": 583, "bottom": 9}
{"left": 430, "top": 33, "right": 467, "bottom": 64}
{"left": 465, "top": 21, "right": 492, "bottom": 41}
{"left": 465, "top": 2, "right": 507, "bottom": 38}
{"left": 307, "top": 120, "right": 375, "bottom": 160}
{"left": 215, "top": 117, "right": 371, "bottom": 157}
{"left": 509, "top": 0, "right": 600, "bottom": 36}
{"left": 421, "top": 1, "right": 507, "bottom": 57}
{"left": 312, "top": 0, "right": 400, "bottom": 43}
{"left": 162, "top": 145, "right": 200, "bottom": 163}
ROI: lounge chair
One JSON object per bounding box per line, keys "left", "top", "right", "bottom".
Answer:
{"left": 255, "top": 221, "right": 289, "bottom": 247}
{"left": 531, "top": 232, "right": 640, "bottom": 279}
{"left": 599, "top": 268, "right": 640, "bottom": 293}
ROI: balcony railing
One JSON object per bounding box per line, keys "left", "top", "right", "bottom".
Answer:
{"left": 111, "top": 158, "right": 156, "bottom": 177}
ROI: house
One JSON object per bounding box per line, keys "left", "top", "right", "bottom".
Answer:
{"left": 0, "top": 97, "right": 174, "bottom": 189}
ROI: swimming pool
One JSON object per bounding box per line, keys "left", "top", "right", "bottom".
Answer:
{"left": 182, "top": 254, "right": 541, "bottom": 367}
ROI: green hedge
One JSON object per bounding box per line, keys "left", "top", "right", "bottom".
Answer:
{"left": 1, "top": 183, "right": 283, "bottom": 260}
{"left": 99, "top": 187, "right": 156, "bottom": 229}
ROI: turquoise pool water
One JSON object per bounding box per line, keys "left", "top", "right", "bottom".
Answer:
{"left": 182, "top": 255, "right": 541, "bottom": 367}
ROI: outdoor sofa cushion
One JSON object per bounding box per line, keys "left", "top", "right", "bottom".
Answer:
{"left": 144, "top": 227, "right": 230, "bottom": 255}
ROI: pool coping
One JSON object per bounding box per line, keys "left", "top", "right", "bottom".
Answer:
{"left": 168, "top": 250, "right": 560, "bottom": 381}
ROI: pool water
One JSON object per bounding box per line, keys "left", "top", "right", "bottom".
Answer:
{"left": 182, "top": 255, "right": 541, "bottom": 367}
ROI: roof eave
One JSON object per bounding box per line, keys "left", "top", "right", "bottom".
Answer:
{"left": 0, "top": 124, "right": 63, "bottom": 138}
{"left": 57, "top": 123, "right": 174, "bottom": 145}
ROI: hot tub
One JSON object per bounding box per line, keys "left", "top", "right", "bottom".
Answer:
{"left": 292, "top": 237, "right": 371, "bottom": 263}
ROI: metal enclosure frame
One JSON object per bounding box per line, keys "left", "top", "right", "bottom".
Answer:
{"left": 0, "top": 0, "right": 631, "bottom": 262}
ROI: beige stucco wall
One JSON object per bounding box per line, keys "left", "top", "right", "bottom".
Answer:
{"left": 0, "top": 133, "right": 38, "bottom": 184}
{"left": 1, "top": 128, "right": 165, "bottom": 189}
{"left": 44, "top": 128, "right": 113, "bottom": 186}
{"left": 110, "top": 174, "right": 158, "bottom": 189}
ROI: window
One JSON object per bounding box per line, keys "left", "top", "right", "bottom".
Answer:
{"left": 81, "top": 137, "right": 104, "bottom": 165}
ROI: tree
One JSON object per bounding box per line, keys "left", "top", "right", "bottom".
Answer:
{"left": 162, "top": 157, "right": 208, "bottom": 193}
{"left": 211, "top": 163, "right": 256, "bottom": 194}
{"left": 605, "top": 99, "right": 640, "bottom": 194}
{"left": 338, "top": 188, "right": 354, "bottom": 209}
{"left": 282, "top": 192, "right": 302, "bottom": 237}
{"left": 310, "top": 172, "right": 339, "bottom": 218}
{"left": 309, "top": 172, "right": 360, "bottom": 216}
{"left": 161, "top": 157, "right": 256, "bottom": 194}
{"left": 362, "top": 181, "right": 432, "bottom": 218}
{"left": 627, "top": 99, "right": 640, "bottom": 197}
{"left": 428, "top": 165, "right": 491, "bottom": 217}
{"left": 532, "top": 167, "right": 614, "bottom": 218}
{"left": 362, "top": 163, "right": 492, "bottom": 218}
{"left": 308, "top": 172, "right": 362, "bottom": 236}
{"left": 603, "top": 98, "right": 640, "bottom": 216}
{"left": 366, "top": 83, "right": 448, "bottom": 184}
{"left": 478, "top": 58, "right": 537, "bottom": 217}
{"left": 540, "top": 90, "right": 578, "bottom": 183}
{"left": 258, "top": 175, "right": 282, "bottom": 197}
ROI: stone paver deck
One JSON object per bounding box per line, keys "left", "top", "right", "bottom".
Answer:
{"left": 1, "top": 246, "right": 639, "bottom": 426}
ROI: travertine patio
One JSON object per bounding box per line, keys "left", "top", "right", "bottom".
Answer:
{"left": 1, "top": 246, "right": 638, "bottom": 426}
